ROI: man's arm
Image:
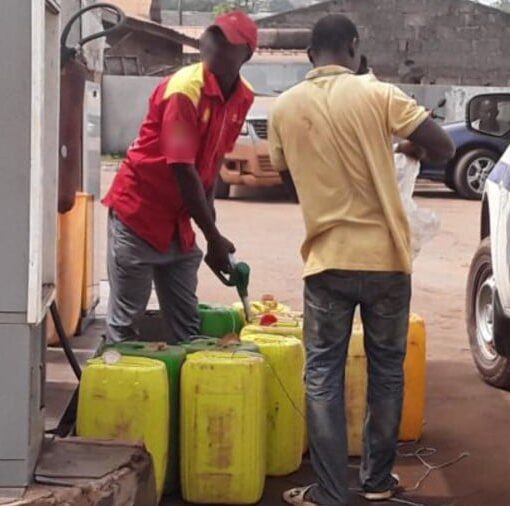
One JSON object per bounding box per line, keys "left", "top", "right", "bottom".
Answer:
{"left": 385, "top": 84, "right": 455, "bottom": 164}
{"left": 206, "top": 172, "right": 220, "bottom": 223}
{"left": 280, "top": 169, "right": 299, "bottom": 203}
{"left": 268, "top": 106, "right": 299, "bottom": 201}
{"left": 160, "top": 93, "right": 234, "bottom": 274}
{"left": 407, "top": 117, "right": 456, "bottom": 164}
{"left": 173, "top": 163, "right": 233, "bottom": 274}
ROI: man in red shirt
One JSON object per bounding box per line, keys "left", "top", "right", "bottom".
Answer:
{"left": 102, "top": 11, "right": 257, "bottom": 343}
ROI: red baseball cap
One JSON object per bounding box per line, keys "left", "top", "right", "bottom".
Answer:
{"left": 213, "top": 11, "right": 258, "bottom": 53}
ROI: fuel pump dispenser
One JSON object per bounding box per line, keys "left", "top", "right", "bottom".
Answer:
{"left": 0, "top": 0, "right": 124, "bottom": 489}
{"left": 0, "top": 0, "right": 61, "bottom": 488}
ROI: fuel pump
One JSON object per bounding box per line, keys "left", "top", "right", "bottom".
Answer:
{"left": 0, "top": 1, "right": 125, "bottom": 490}
{"left": 59, "top": 3, "right": 125, "bottom": 213}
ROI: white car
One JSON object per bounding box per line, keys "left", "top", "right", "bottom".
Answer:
{"left": 467, "top": 93, "right": 510, "bottom": 387}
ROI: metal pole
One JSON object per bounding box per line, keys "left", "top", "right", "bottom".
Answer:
{"left": 177, "top": 0, "right": 183, "bottom": 26}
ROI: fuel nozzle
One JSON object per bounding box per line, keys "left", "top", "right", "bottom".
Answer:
{"left": 210, "top": 255, "right": 252, "bottom": 323}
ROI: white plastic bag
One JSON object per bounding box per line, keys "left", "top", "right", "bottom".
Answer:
{"left": 394, "top": 153, "right": 440, "bottom": 259}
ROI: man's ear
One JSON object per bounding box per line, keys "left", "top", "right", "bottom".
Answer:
{"left": 307, "top": 47, "right": 314, "bottom": 65}
{"left": 243, "top": 47, "right": 253, "bottom": 63}
{"left": 349, "top": 37, "right": 359, "bottom": 58}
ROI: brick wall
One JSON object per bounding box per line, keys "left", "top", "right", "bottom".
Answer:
{"left": 257, "top": 0, "right": 510, "bottom": 86}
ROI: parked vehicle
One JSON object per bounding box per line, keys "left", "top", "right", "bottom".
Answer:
{"left": 217, "top": 53, "right": 310, "bottom": 198}
{"left": 466, "top": 93, "right": 510, "bottom": 388}
{"left": 422, "top": 94, "right": 510, "bottom": 200}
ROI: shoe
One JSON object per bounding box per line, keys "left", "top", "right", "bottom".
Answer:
{"left": 362, "top": 474, "right": 402, "bottom": 501}
{"left": 283, "top": 485, "right": 318, "bottom": 505}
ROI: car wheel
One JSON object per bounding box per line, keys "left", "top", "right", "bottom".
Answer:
{"left": 453, "top": 149, "right": 498, "bottom": 200}
{"left": 215, "top": 178, "right": 231, "bottom": 199}
{"left": 444, "top": 179, "right": 456, "bottom": 191}
{"left": 466, "top": 237, "right": 510, "bottom": 388}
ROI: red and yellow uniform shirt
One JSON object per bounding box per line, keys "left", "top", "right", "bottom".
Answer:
{"left": 103, "top": 62, "right": 254, "bottom": 252}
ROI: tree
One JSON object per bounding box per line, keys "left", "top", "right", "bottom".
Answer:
{"left": 495, "top": 0, "right": 510, "bottom": 11}
{"left": 212, "top": 0, "right": 260, "bottom": 14}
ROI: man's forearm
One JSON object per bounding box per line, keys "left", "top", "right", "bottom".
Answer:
{"left": 206, "top": 175, "right": 218, "bottom": 222}
{"left": 281, "top": 169, "right": 299, "bottom": 203}
{"left": 173, "top": 163, "right": 219, "bottom": 241}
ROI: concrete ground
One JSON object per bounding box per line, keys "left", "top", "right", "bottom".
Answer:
{"left": 46, "top": 168, "right": 510, "bottom": 506}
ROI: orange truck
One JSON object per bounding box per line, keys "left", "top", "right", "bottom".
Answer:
{"left": 217, "top": 52, "right": 310, "bottom": 198}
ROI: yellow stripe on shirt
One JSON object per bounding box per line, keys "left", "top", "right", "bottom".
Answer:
{"left": 164, "top": 62, "right": 205, "bottom": 107}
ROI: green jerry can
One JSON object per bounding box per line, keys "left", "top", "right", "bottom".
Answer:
{"left": 182, "top": 336, "right": 260, "bottom": 355}
{"left": 105, "top": 341, "right": 186, "bottom": 495}
{"left": 198, "top": 304, "right": 243, "bottom": 338}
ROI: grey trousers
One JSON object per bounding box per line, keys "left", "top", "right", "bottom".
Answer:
{"left": 304, "top": 270, "right": 411, "bottom": 506}
{"left": 106, "top": 211, "right": 203, "bottom": 344}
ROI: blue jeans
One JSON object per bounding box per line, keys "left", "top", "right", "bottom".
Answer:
{"left": 304, "top": 270, "right": 411, "bottom": 505}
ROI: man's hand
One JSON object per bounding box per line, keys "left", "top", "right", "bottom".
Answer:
{"left": 395, "top": 140, "right": 426, "bottom": 161}
{"left": 205, "top": 234, "right": 236, "bottom": 276}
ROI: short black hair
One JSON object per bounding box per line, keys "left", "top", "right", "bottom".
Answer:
{"left": 310, "top": 14, "right": 359, "bottom": 53}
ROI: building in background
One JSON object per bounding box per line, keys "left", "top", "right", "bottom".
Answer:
{"left": 103, "top": 10, "right": 199, "bottom": 75}
{"left": 258, "top": 0, "right": 510, "bottom": 86}
{"left": 107, "top": 0, "right": 152, "bottom": 17}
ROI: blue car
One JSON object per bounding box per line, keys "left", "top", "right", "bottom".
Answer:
{"left": 421, "top": 101, "right": 510, "bottom": 199}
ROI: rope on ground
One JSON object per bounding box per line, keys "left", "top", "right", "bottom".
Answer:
{"left": 383, "top": 443, "right": 470, "bottom": 506}
{"left": 396, "top": 444, "right": 470, "bottom": 492}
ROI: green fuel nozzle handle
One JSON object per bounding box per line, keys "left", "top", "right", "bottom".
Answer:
{"left": 210, "top": 255, "right": 250, "bottom": 295}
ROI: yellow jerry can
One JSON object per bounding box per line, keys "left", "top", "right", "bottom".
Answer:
{"left": 241, "top": 334, "right": 305, "bottom": 476}
{"left": 47, "top": 192, "right": 88, "bottom": 345}
{"left": 346, "top": 315, "right": 427, "bottom": 455}
{"left": 77, "top": 355, "right": 169, "bottom": 500}
{"left": 399, "top": 315, "right": 427, "bottom": 441}
{"left": 233, "top": 299, "right": 291, "bottom": 325}
{"left": 181, "top": 351, "right": 266, "bottom": 504}
{"left": 241, "top": 319, "right": 303, "bottom": 341}
{"left": 346, "top": 324, "right": 367, "bottom": 456}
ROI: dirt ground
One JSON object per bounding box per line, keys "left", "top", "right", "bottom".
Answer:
{"left": 47, "top": 172, "right": 510, "bottom": 506}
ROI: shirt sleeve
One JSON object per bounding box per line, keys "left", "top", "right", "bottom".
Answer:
{"left": 385, "top": 84, "right": 429, "bottom": 139}
{"left": 160, "top": 93, "right": 200, "bottom": 165}
{"left": 268, "top": 108, "right": 288, "bottom": 172}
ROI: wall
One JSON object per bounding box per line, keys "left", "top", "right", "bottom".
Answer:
{"left": 108, "top": 0, "right": 152, "bottom": 17}
{"left": 105, "top": 30, "right": 183, "bottom": 75}
{"left": 102, "top": 76, "right": 159, "bottom": 153}
{"left": 102, "top": 75, "right": 509, "bottom": 154}
{"left": 258, "top": 0, "right": 510, "bottom": 86}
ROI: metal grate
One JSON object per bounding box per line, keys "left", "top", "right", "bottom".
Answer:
{"left": 250, "top": 119, "right": 268, "bottom": 139}
{"left": 257, "top": 155, "right": 274, "bottom": 172}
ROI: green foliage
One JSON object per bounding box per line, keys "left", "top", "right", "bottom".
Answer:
{"left": 495, "top": 0, "right": 510, "bottom": 11}
{"left": 212, "top": 0, "right": 258, "bottom": 14}
{"left": 162, "top": 0, "right": 293, "bottom": 13}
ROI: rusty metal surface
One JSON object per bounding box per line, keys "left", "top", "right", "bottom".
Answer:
{"left": 35, "top": 438, "right": 153, "bottom": 486}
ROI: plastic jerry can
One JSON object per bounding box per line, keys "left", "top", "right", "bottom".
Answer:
{"left": 399, "top": 315, "right": 427, "bottom": 441}
{"left": 241, "top": 334, "right": 305, "bottom": 476}
{"left": 241, "top": 320, "right": 303, "bottom": 341}
{"left": 346, "top": 324, "right": 368, "bottom": 456}
{"left": 199, "top": 304, "right": 243, "bottom": 337}
{"left": 181, "top": 351, "right": 266, "bottom": 504}
{"left": 182, "top": 336, "right": 260, "bottom": 355}
{"left": 104, "top": 341, "right": 186, "bottom": 495}
{"left": 233, "top": 299, "right": 291, "bottom": 325}
{"left": 47, "top": 192, "right": 88, "bottom": 345}
{"left": 77, "top": 355, "right": 169, "bottom": 500}
{"left": 345, "top": 315, "right": 427, "bottom": 455}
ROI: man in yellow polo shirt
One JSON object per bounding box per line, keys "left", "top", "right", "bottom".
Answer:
{"left": 269, "top": 15, "right": 455, "bottom": 506}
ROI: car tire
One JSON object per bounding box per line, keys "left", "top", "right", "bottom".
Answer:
{"left": 444, "top": 172, "right": 456, "bottom": 191}
{"left": 215, "top": 178, "right": 231, "bottom": 200}
{"left": 453, "top": 149, "right": 498, "bottom": 200}
{"left": 466, "top": 237, "right": 510, "bottom": 388}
